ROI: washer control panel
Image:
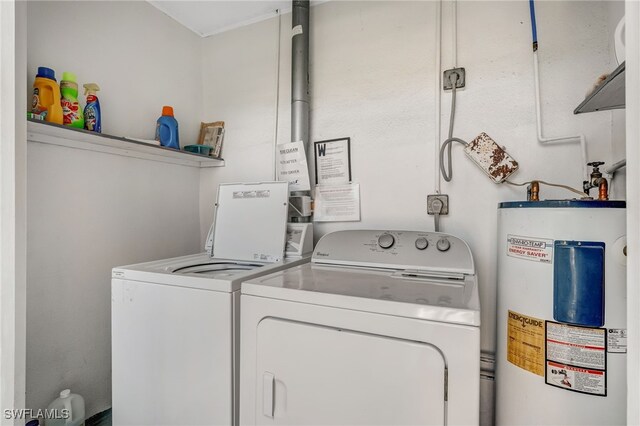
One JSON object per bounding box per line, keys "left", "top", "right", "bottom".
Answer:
{"left": 436, "top": 238, "right": 451, "bottom": 252}
{"left": 415, "top": 237, "right": 429, "bottom": 250}
{"left": 378, "top": 233, "right": 395, "bottom": 249}
{"left": 312, "top": 230, "right": 475, "bottom": 275}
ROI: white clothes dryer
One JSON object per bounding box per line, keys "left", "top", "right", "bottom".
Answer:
{"left": 112, "top": 182, "right": 311, "bottom": 426}
{"left": 240, "top": 230, "right": 480, "bottom": 425}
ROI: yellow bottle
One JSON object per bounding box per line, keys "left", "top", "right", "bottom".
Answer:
{"left": 31, "top": 67, "right": 63, "bottom": 125}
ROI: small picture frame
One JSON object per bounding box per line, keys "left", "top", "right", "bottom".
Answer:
{"left": 198, "top": 121, "right": 225, "bottom": 158}
{"left": 314, "top": 137, "right": 352, "bottom": 185}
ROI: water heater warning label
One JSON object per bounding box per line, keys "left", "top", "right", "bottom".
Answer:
{"left": 507, "top": 310, "right": 545, "bottom": 376}
{"left": 507, "top": 234, "right": 553, "bottom": 263}
{"left": 545, "top": 321, "right": 607, "bottom": 396}
{"left": 546, "top": 361, "right": 606, "bottom": 396}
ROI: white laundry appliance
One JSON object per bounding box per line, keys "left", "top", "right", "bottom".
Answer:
{"left": 111, "top": 182, "right": 312, "bottom": 426}
{"left": 239, "top": 229, "right": 481, "bottom": 425}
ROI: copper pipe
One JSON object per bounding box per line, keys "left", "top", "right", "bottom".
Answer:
{"left": 598, "top": 179, "right": 609, "bottom": 201}
{"left": 529, "top": 181, "right": 540, "bottom": 201}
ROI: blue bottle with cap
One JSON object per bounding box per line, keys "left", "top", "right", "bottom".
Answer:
{"left": 155, "top": 106, "right": 180, "bottom": 150}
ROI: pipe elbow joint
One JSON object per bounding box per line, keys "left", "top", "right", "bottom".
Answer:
{"left": 598, "top": 178, "right": 609, "bottom": 201}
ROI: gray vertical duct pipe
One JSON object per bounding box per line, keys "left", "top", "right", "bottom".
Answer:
{"left": 291, "top": 0, "right": 310, "bottom": 151}
{"left": 290, "top": 0, "right": 311, "bottom": 222}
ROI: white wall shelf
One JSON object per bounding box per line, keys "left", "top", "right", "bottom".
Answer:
{"left": 27, "top": 119, "right": 225, "bottom": 168}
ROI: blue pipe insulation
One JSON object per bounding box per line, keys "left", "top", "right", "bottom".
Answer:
{"left": 529, "top": 0, "right": 538, "bottom": 51}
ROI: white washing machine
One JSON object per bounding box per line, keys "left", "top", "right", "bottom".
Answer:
{"left": 240, "top": 229, "right": 481, "bottom": 425}
{"left": 111, "top": 182, "right": 312, "bottom": 426}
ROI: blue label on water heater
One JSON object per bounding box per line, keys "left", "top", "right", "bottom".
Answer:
{"left": 553, "top": 240, "right": 605, "bottom": 327}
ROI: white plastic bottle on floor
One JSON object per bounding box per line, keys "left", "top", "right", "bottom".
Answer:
{"left": 46, "top": 389, "right": 85, "bottom": 426}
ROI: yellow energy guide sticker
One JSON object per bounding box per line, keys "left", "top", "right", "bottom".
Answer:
{"left": 507, "top": 310, "right": 545, "bottom": 376}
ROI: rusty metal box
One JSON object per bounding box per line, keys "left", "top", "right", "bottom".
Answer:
{"left": 463, "top": 132, "right": 519, "bottom": 183}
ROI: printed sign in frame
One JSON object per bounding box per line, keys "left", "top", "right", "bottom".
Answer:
{"left": 314, "top": 137, "right": 352, "bottom": 185}
{"left": 545, "top": 320, "right": 607, "bottom": 397}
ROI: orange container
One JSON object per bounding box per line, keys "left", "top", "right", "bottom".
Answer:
{"left": 32, "top": 67, "right": 63, "bottom": 124}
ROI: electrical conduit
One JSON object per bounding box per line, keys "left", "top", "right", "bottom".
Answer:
{"left": 452, "top": 0, "right": 457, "bottom": 68}
{"left": 529, "top": 0, "right": 588, "bottom": 179}
{"left": 434, "top": 0, "right": 442, "bottom": 194}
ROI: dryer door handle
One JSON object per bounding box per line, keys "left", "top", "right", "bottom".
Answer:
{"left": 263, "top": 372, "right": 275, "bottom": 418}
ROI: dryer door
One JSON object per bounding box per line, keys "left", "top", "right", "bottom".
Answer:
{"left": 255, "top": 318, "right": 446, "bottom": 425}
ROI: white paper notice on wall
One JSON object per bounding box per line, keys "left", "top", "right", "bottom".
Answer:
{"left": 277, "top": 141, "right": 311, "bottom": 192}
{"left": 292, "top": 25, "right": 303, "bottom": 37}
{"left": 314, "top": 183, "right": 361, "bottom": 222}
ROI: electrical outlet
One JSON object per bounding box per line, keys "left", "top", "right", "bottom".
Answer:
{"left": 443, "top": 68, "right": 466, "bottom": 90}
{"left": 427, "top": 194, "right": 449, "bottom": 215}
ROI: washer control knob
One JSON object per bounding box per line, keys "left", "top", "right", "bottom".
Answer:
{"left": 415, "top": 237, "right": 429, "bottom": 250}
{"left": 378, "top": 233, "right": 395, "bottom": 249}
{"left": 436, "top": 238, "right": 451, "bottom": 252}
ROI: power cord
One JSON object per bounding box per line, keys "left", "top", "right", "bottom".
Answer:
{"left": 432, "top": 198, "right": 444, "bottom": 232}
{"left": 440, "top": 137, "right": 468, "bottom": 181}
{"left": 504, "top": 180, "right": 585, "bottom": 197}
{"left": 440, "top": 72, "right": 469, "bottom": 182}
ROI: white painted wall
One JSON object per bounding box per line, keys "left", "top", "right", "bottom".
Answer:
{"left": 27, "top": 1, "right": 203, "bottom": 145}
{"left": 1, "top": 1, "right": 27, "bottom": 423}
{"left": 22, "top": 0, "right": 626, "bottom": 418}
{"left": 200, "top": 16, "right": 282, "bottom": 238}
{"left": 201, "top": 0, "right": 621, "bottom": 355}
{"left": 26, "top": 1, "right": 205, "bottom": 417}
{"left": 26, "top": 142, "right": 202, "bottom": 417}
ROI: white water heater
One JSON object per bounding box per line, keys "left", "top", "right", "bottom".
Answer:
{"left": 496, "top": 200, "right": 627, "bottom": 425}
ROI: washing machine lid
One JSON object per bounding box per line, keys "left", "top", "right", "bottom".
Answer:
{"left": 242, "top": 263, "right": 480, "bottom": 326}
{"left": 210, "top": 182, "right": 289, "bottom": 262}
{"left": 112, "top": 252, "right": 310, "bottom": 292}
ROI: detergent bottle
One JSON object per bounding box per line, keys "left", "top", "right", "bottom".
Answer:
{"left": 155, "top": 106, "right": 180, "bottom": 149}
{"left": 83, "top": 83, "right": 101, "bottom": 133}
{"left": 60, "top": 72, "right": 84, "bottom": 128}
{"left": 31, "top": 67, "right": 63, "bottom": 124}
{"left": 46, "top": 389, "right": 85, "bottom": 426}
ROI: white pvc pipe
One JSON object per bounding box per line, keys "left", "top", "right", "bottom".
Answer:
{"left": 452, "top": 0, "right": 457, "bottom": 68}
{"left": 533, "top": 51, "right": 588, "bottom": 179}
{"left": 272, "top": 10, "right": 282, "bottom": 180}
{"left": 434, "top": 0, "right": 442, "bottom": 193}
{"left": 605, "top": 158, "right": 626, "bottom": 175}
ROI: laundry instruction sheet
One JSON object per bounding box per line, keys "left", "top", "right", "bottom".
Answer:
{"left": 314, "top": 183, "right": 361, "bottom": 222}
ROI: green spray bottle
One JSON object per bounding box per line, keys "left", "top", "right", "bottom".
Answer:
{"left": 60, "top": 72, "right": 84, "bottom": 128}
